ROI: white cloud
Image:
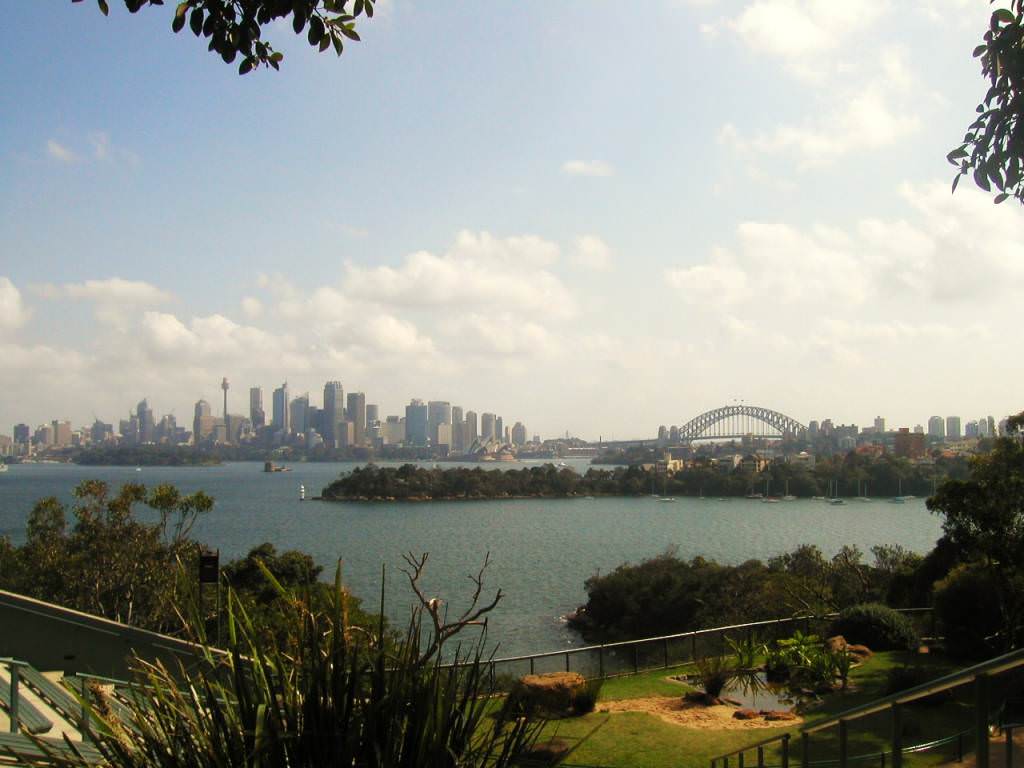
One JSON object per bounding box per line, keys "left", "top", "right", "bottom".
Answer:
{"left": 0, "top": 278, "right": 31, "bottom": 333}
{"left": 241, "top": 296, "right": 263, "bottom": 319}
{"left": 46, "top": 140, "right": 76, "bottom": 163}
{"left": 562, "top": 160, "right": 615, "bottom": 177}
{"left": 571, "top": 235, "right": 613, "bottom": 271}
{"left": 721, "top": 84, "right": 920, "bottom": 165}
{"left": 723, "top": 0, "right": 890, "bottom": 80}
{"left": 36, "top": 277, "right": 173, "bottom": 306}
{"left": 343, "top": 230, "right": 574, "bottom": 316}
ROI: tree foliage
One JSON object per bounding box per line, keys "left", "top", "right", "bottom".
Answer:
{"left": 567, "top": 544, "right": 915, "bottom": 642}
{"left": 927, "top": 430, "right": 1024, "bottom": 650}
{"left": 950, "top": 1, "right": 1024, "bottom": 203}
{"left": 74, "top": 0, "right": 374, "bottom": 74}
{"left": 1, "top": 480, "right": 211, "bottom": 630}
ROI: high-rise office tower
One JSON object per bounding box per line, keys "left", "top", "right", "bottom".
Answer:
{"left": 481, "top": 413, "right": 496, "bottom": 442}
{"left": 946, "top": 416, "right": 961, "bottom": 440}
{"left": 137, "top": 399, "right": 155, "bottom": 444}
{"left": 13, "top": 424, "right": 30, "bottom": 444}
{"left": 496, "top": 417, "right": 504, "bottom": 443}
{"left": 52, "top": 419, "right": 72, "bottom": 448}
{"left": 272, "top": 383, "right": 290, "bottom": 434}
{"left": 978, "top": 416, "right": 990, "bottom": 438}
{"left": 405, "top": 399, "right": 429, "bottom": 446}
{"left": 511, "top": 422, "right": 526, "bottom": 446}
{"left": 927, "top": 416, "right": 945, "bottom": 439}
{"left": 290, "top": 394, "right": 309, "bottom": 434}
{"left": 451, "top": 406, "right": 464, "bottom": 451}
{"left": 323, "top": 381, "right": 344, "bottom": 447}
{"left": 347, "top": 392, "right": 367, "bottom": 445}
{"left": 988, "top": 415, "right": 996, "bottom": 437}
{"left": 873, "top": 416, "right": 885, "bottom": 433}
{"left": 249, "top": 386, "right": 265, "bottom": 428}
{"left": 427, "top": 401, "right": 451, "bottom": 447}
{"left": 193, "top": 399, "right": 213, "bottom": 444}
{"left": 464, "top": 410, "right": 478, "bottom": 448}
{"left": 366, "top": 404, "right": 379, "bottom": 424}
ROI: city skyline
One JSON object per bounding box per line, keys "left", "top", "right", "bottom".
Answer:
{"left": 2, "top": 4, "right": 1023, "bottom": 437}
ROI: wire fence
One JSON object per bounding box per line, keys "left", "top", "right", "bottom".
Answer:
{"left": 470, "top": 609, "right": 935, "bottom": 689}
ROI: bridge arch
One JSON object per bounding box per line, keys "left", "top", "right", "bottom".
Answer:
{"left": 678, "top": 405, "right": 806, "bottom": 442}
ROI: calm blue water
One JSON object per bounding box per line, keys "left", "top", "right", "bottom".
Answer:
{"left": 0, "top": 462, "right": 945, "bottom": 656}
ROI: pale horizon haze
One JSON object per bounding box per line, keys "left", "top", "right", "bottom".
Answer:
{"left": 1, "top": 1, "right": 1021, "bottom": 439}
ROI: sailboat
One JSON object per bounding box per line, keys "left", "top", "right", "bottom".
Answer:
{"left": 782, "top": 479, "right": 797, "bottom": 501}
{"left": 827, "top": 478, "right": 845, "bottom": 505}
{"left": 890, "top": 479, "right": 908, "bottom": 504}
{"left": 762, "top": 477, "right": 780, "bottom": 503}
{"left": 856, "top": 480, "right": 871, "bottom": 502}
{"left": 299, "top": 484, "right": 306, "bottom": 502}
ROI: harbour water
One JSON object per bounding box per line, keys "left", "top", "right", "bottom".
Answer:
{"left": 0, "top": 461, "right": 944, "bottom": 656}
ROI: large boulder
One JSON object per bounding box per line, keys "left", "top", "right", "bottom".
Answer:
{"left": 733, "top": 708, "right": 760, "bottom": 720}
{"left": 509, "top": 672, "right": 587, "bottom": 716}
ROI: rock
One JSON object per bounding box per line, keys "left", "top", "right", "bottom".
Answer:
{"left": 825, "top": 635, "right": 848, "bottom": 653}
{"left": 733, "top": 708, "right": 760, "bottom": 720}
{"left": 722, "top": 697, "right": 743, "bottom": 707}
{"left": 764, "top": 710, "right": 798, "bottom": 721}
{"left": 510, "top": 672, "right": 587, "bottom": 716}
{"left": 847, "top": 644, "right": 873, "bottom": 660}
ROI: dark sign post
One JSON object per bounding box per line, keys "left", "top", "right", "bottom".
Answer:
{"left": 198, "top": 550, "right": 220, "bottom": 645}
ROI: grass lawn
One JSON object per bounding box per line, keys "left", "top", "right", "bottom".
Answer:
{"left": 534, "top": 652, "right": 974, "bottom": 768}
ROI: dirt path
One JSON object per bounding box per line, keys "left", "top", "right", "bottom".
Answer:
{"left": 599, "top": 697, "right": 803, "bottom": 730}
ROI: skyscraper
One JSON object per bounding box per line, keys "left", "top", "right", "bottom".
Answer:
{"left": 511, "top": 422, "right": 526, "bottom": 446}
{"left": 366, "top": 404, "right": 379, "bottom": 425}
{"left": 290, "top": 394, "right": 309, "bottom": 435}
{"left": 249, "top": 386, "right": 265, "bottom": 428}
{"left": 481, "top": 413, "right": 496, "bottom": 442}
{"left": 193, "top": 399, "right": 213, "bottom": 445}
{"left": 927, "top": 416, "right": 945, "bottom": 439}
{"left": 427, "top": 401, "right": 451, "bottom": 447}
{"left": 464, "top": 410, "right": 478, "bottom": 448}
{"left": 323, "top": 381, "right": 344, "bottom": 447}
{"left": 272, "top": 382, "right": 290, "bottom": 434}
{"left": 451, "top": 406, "right": 464, "bottom": 451}
{"left": 496, "top": 416, "right": 504, "bottom": 443}
{"left": 873, "top": 416, "right": 885, "bottom": 434}
{"left": 347, "top": 391, "right": 367, "bottom": 445}
{"left": 52, "top": 419, "right": 72, "bottom": 448}
{"left": 946, "top": 416, "right": 962, "bottom": 440}
{"left": 405, "top": 399, "right": 429, "bottom": 446}
{"left": 137, "top": 399, "right": 155, "bottom": 444}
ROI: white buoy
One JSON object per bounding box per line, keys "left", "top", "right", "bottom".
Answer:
{"left": 299, "top": 484, "right": 305, "bottom": 501}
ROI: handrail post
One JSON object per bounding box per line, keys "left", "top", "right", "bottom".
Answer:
{"left": 1006, "top": 725, "right": 1013, "bottom": 768}
{"left": 633, "top": 644, "right": 639, "bottom": 674}
{"left": 9, "top": 662, "right": 19, "bottom": 734}
{"left": 758, "top": 745, "right": 764, "bottom": 768}
{"left": 739, "top": 751, "right": 745, "bottom": 768}
{"left": 664, "top": 637, "right": 670, "bottom": 669}
{"left": 530, "top": 657, "right": 535, "bottom": 675}
{"left": 565, "top": 652, "right": 570, "bottom": 673}
{"left": 839, "top": 719, "right": 849, "bottom": 768}
{"left": 692, "top": 633, "right": 697, "bottom": 661}
{"left": 80, "top": 678, "right": 91, "bottom": 742}
{"left": 802, "top": 731, "right": 810, "bottom": 768}
{"left": 782, "top": 734, "right": 790, "bottom": 768}
{"left": 599, "top": 645, "right": 605, "bottom": 679}
{"left": 892, "top": 702, "right": 903, "bottom": 768}
{"left": 976, "top": 673, "right": 991, "bottom": 768}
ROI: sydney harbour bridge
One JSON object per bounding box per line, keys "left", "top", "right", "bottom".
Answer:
{"left": 676, "top": 404, "right": 806, "bottom": 443}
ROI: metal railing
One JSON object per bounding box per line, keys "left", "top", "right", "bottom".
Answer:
{"left": 711, "top": 645, "right": 1024, "bottom": 768}
{"left": 473, "top": 608, "right": 935, "bottom": 686}
{"left": 476, "top": 616, "right": 825, "bottom": 685}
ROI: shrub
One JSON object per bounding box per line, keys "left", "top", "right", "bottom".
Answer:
{"left": 933, "top": 563, "right": 1003, "bottom": 660}
{"left": 829, "top": 603, "right": 920, "bottom": 651}
{"left": 571, "top": 678, "right": 604, "bottom": 715}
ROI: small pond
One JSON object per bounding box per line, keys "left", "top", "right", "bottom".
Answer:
{"left": 674, "top": 671, "right": 815, "bottom": 711}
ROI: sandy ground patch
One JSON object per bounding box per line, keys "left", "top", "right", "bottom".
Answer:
{"left": 599, "top": 697, "right": 803, "bottom": 730}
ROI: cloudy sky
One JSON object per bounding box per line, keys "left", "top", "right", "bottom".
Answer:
{"left": 1, "top": 1, "right": 1020, "bottom": 439}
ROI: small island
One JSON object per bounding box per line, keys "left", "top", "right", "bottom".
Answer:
{"left": 320, "top": 463, "right": 655, "bottom": 501}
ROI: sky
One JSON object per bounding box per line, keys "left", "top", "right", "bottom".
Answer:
{"left": 1, "top": 0, "right": 1021, "bottom": 440}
